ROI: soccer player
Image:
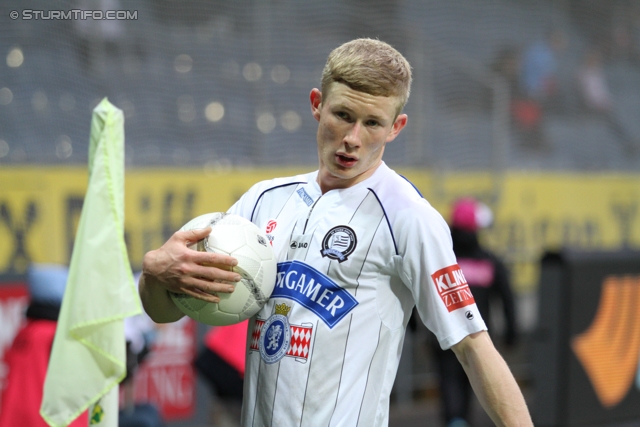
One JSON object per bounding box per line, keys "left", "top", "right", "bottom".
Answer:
{"left": 139, "top": 38, "right": 533, "bottom": 427}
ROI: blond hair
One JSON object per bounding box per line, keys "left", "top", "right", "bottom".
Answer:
{"left": 321, "top": 38, "right": 412, "bottom": 115}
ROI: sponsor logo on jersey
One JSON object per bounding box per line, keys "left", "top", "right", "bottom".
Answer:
{"left": 272, "top": 260, "right": 358, "bottom": 328}
{"left": 265, "top": 220, "right": 277, "bottom": 245}
{"left": 266, "top": 219, "right": 277, "bottom": 233}
{"left": 296, "top": 188, "right": 314, "bottom": 206}
{"left": 320, "top": 225, "right": 357, "bottom": 263}
{"left": 251, "top": 303, "right": 314, "bottom": 364}
{"left": 431, "top": 264, "right": 476, "bottom": 312}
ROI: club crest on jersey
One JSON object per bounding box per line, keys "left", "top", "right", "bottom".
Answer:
{"left": 320, "top": 225, "right": 357, "bottom": 263}
{"left": 252, "top": 303, "right": 315, "bottom": 364}
{"left": 258, "top": 303, "right": 292, "bottom": 364}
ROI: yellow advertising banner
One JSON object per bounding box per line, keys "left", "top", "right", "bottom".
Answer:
{"left": 1, "top": 167, "right": 639, "bottom": 292}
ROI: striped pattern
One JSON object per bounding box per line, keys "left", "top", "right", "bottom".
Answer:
{"left": 229, "top": 163, "right": 486, "bottom": 427}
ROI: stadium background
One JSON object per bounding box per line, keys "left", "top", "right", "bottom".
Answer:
{"left": 1, "top": 0, "right": 640, "bottom": 426}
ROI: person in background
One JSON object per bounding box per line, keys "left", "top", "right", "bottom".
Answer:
{"left": 429, "top": 198, "right": 518, "bottom": 427}
{"left": 576, "top": 46, "right": 638, "bottom": 155}
{"left": 0, "top": 264, "right": 88, "bottom": 427}
{"left": 520, "top": 29, "right": 566, "bottom": 106}
{"left": 516, "top": 29, "right": 567, "bottom": 148}
{"left": 194, "top": 320, "right": 248, "bottom": 427}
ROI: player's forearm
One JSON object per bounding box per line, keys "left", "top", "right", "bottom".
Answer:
{"left": 452, "top": 332, "right": 533, "bottom": 426}
{"left": 470, "top": 355, "right": 531, "bottom": 426}
{"left": 138, "top": 270, "right": 185, "bottom": 323}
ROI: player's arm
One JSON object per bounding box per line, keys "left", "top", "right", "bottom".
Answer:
{"left": 450, "top": 330, "right": 533, "bottom": 427}
{"left": 139, "top": 227, "right": 241, "bottom": 323}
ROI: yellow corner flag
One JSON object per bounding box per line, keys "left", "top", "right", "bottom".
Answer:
{"left": 40, "top": 98, "right": 142, "bottom": 427}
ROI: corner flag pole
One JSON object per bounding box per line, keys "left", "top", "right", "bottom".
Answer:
{"left": 40, "top": 98, "right": 142, "bottom": 427}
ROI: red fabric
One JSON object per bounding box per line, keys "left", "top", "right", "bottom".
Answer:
{"left": 0, "top": 319, "right": 88, "bottom": 427}
{"left": 204, "top": 320, "right": 249, "bottom": 375}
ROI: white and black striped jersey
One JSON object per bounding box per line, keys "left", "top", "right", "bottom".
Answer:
{"left": 228, "top": 162, "right": 487, "bottom": 427}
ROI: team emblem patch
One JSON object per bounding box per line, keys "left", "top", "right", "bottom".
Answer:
{"left": 252, "top": 302, "right": 314, "bottom": 363}
{"left": 259, "top": 303, "right": 291, "bottom": 364}
{"left": 320, "top": 225, "right": 357, "bottom": 263}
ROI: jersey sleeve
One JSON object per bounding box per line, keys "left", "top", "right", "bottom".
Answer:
{"left": 394, "top": 201, "right": 487, "bottom": 350}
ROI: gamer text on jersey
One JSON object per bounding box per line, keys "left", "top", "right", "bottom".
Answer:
{"left": 272, "top": 260, "right": 358, "bottom": 328}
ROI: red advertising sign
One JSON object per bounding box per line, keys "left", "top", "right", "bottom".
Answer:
{"left": 130, "top": 317, "right": 197, "bottom": 420}
{"left": 1, "top": 281, "right": 197, "bottom": 421}
{"left": 0, "top": 283, "right": 29, "bottom": 409}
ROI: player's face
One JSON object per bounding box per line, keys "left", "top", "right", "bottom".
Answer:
{"left": 310, "top": 83, "right": 407, "bottom": 193}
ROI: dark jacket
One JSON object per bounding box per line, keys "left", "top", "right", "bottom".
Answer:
{"left": 451, "top": 227, "right": 517, "bottom": 345}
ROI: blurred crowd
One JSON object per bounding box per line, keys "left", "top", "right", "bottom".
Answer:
{"left": 491, "top": 12, "right": 640, "bottom": 155}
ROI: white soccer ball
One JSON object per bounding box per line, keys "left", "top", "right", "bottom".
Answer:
{"left": 170, "top": 212, "right": 277, "bottom": 326}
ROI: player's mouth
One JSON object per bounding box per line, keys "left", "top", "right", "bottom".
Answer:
{"left": 335, "top": 153, "right": 357, "bottom": 168}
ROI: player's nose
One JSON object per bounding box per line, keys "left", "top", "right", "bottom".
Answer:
{"left": 343, "top": 122, "right": 363, "bottom": 148}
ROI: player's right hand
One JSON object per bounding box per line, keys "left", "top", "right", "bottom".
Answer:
{"left": 141, "top": 227, "right": 241, "bottom": 303}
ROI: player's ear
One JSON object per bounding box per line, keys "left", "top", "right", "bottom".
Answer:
{"left": 310, "top": 88, "right": 322, "bottom": 122}
{"left": 386, "top": 114, "right": 408, "bottom": 142}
